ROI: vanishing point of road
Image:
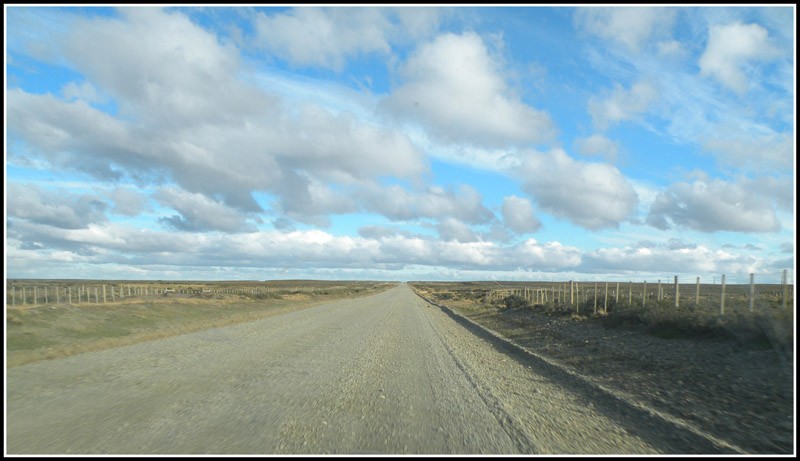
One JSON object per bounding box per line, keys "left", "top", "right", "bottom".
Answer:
{"left": 6, "top": 284, "right": 725, "bottom": 454}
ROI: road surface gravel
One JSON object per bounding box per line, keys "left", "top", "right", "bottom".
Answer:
{"left": 6, "top": 284, "right": 732, "bottom": 454}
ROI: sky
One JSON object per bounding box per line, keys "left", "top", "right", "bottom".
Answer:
{"left": 4, "top": 5, "right": 796, "bottom": 283}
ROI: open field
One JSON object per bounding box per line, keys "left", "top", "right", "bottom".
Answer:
{"left": 6, "top": 280, "right": 395, "bottom": 368}
{"left": 409, "top": 280, "right": 794, "bottom": 349}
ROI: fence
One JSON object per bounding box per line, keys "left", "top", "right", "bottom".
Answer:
{"left": 485, "top": 269, "right": 794, "bottom": 315}
{"left": 4, "top": 281, "right": 369, "bottom": 307}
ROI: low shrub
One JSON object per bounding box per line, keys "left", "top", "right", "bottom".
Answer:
{"left": 502, "top": 294, "right": 530, "bottom": 310}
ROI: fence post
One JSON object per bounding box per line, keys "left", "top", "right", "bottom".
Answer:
{"left": 695, "top": 277, "right": 700, "bottom": 305}
{"left": 748, "top": 273, "right": 755, "bottom": 312}
{"left": 628, "top": 281, "right": 632, "bottom": 306}
{"left": 570, "top": 281, "right": 574, "bottom": 307}
{"left": 674, "top": 275, "right": 679, "bottom": 308}
{"left": 68, "top": 287, "right": 72, "bottom": 304}
{"left": 657, "top": 279, "right": 662, "bottom": 301}
{"left": 642, "top": 281, "right": 647, "bottom": 307}
{"left": 615, "top": 281, "right": 619, "bottom": 304}
{"left": 604, "top": 282, "right": 608, "bottom": 312}
{"left": 783, "top": 269, "right": 788, "bottom": 310}
{"left": 720, "top": 275, "right": 726, "bottom": 315}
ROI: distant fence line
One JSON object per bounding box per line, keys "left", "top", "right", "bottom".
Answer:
{"left": 486, "top": 270, "right": 794, "bottom": 315}
{"left": 5, "top": 283, "right": 355, "bottom": 307}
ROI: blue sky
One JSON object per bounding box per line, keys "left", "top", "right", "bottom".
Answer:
{"left": 4, "top": 5, "right": 796, "bottom": 282}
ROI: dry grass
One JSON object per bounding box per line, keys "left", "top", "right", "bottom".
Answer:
{"left": 6, "top": 281, "right": 394, "bottom": 368}
{"left": 411, "top": 282, "right": 794, "bottom": 357}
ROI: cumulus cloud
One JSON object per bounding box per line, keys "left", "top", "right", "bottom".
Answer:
{"left": 108, "top": 187, "right": 148, "bottom": 216}
{"left": 436, "top": 217, "right": 479, "bottom": 243}
{"left": 518, "top": 149, "right": 638, "bottom": 230}
{"left": 501, "top": 196, "right": 541, "bottom": 234}
{"left": 7, "top": 8, "right": 428, "bottom": 224}
{"left": 380, "top": 32, "right": 556, "bottom": 148}
{"left": 272, "top": 171, "right": 357, "bottom": 227}
{"left": 8, "top": 182, "right": 108, "bottom": 229}
{"left": 574, "top": 7, "right": 676, "bottom": 52}
{"left": 7, "top": 219, "right": 581, "bottom": 272}
{"left": 574, "top": 134, "right": 619, "bottom": 161}
{"left": 153, "top": 188, "right": 257, "bottom": 233}
{"left": 581, "top": 241, "right": 763, "bottom": 275}
{"left": 357, "top": 183, "right": 495, "bottom": 224}
{"left": 255, "top": 7, "right": 440, "bottom": 71}
{"left": 61, "top": 80, "right": 105, "bottom": 103}
{"left": 588, "top": 81, "right": 658, "bottom": 131}
{"left": 699, "top": 22, "right": 778, "bottom": 94}
{"left": 646, "top": 178, "right": 781, "bottom": 232}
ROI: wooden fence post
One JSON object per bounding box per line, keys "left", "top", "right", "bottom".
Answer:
{"left": 695, "top": 277, "right": 700, "bottom": 305}
{"left": 783, "top": 269, "right": 788, "bottom": 310}
{"left": 642, "top": 281, "right": 647, "bottom": 307}
{"left": 628, "top": 281, "right": 632, "bottom": 306}
{"left": 720, "top": 275, "right": 726, "bottom": 315}
{"left": 615, "top": 281, "right": 619, "bottom": 304}
{"left": 674, "top": 275, "right": 679, "bottom": 308}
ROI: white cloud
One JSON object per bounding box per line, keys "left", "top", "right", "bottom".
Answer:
{"left": 588, "top": 80, "right": 658, "bottom": 131}
{"left": 501, "top": 196, "right": 541, "bottom": 234}
{"left": 8, "top": 182, "right": 109, "bottom": 229}
{"left": 153, "top": 188, "right": 257, "bottom": 233}
{"left": 8, "top": 8, "right": 429, "bottom": 224}
{"left": 254, "top": 7, "right": 440, "bottom": 71}
{"left": 699, "top": 22, "right": 778, "bottom": 94}
{"left": 358, "top": 183, "right": 495, "bottom": 224}
{"left": 701, "top": 130, "right": 792, "bottom": 171}
{"left": 574, "top": 7, "right": 676, "bottom": 53}
{"left": 573, "top": 134, "right": 619, "bottom": 161}
{"left": 380, "top": 32, "right": 556, "bottom": 148}
{"left": 61, "top": 80, "right": 105, "bottom": 103}
{"left": 518, "top": 149, "right": 639, "bottom": 230}
{"left": 581, "top": 242, "right": 764, "bottom": 276}
{"left": 108, "top": 187, "right": 148, "bottom": 216}
{"left": 436, "top": 217, "right": 479, "bottom": 243}
{"left": 647, "top": 177, "right": 781, "bottom": 233}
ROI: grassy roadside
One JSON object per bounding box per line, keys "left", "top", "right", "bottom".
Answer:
{"left": 410, "top": 283, "right": 794, "bottom": 355}
{"left": 7, "top": 283, "right": 394, "bottom": 368}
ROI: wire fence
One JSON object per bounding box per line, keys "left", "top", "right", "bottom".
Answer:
{"left": 482, "top": 269, "right": 794, "bottom": 315}
{"left": 4, "top": 281, "right": 383, "bottom": 307}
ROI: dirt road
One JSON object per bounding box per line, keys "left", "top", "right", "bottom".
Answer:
{"left": 6, "top": 284, "right": 731, "bottom": 454}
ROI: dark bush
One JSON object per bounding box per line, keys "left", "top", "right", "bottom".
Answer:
{"left": 503, "top": 295, "right": 530, "bottom": 310}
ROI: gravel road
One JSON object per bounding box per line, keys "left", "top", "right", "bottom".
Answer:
{"left": 6, "top": 284, "right": 733, "bottom": 454}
